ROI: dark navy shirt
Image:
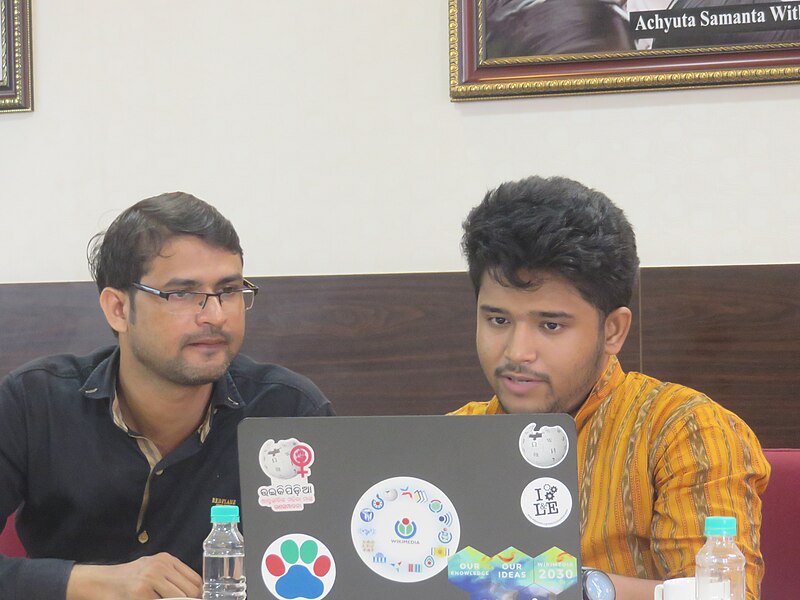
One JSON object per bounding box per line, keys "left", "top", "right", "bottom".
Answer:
{"left": 0, "top": 346, "right": 333, "bottom": 599}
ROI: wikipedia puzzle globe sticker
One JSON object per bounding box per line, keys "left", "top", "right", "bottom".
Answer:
{"left": 351, "top": 476, "right": 461, "bottom": 583}
{"left": 518, "top": 422, "right": 569, "bottom": 469}
{"left": 257, "top": 438, "right": 316, "bottom": 512}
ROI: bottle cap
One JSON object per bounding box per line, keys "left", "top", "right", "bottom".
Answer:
{"left": 704, "top": 516, "right": 736, "bottom": 536}
{"left": 210, "top": 504, "right": 240, "bottom": 523}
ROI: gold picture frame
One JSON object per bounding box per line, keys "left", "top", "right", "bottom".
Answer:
{"left": 450, "top": 0, "right": 800, "bottom": 100}
{"left": 1, "top": 0, "right": 32, "bottom": 112}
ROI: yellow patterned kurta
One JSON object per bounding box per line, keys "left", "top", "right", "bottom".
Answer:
{"left": 451, "top": 356, "right": 769, "bottom": 600}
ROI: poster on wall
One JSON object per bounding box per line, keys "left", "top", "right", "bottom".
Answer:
{"left": 449, "top": 0, "right": 800, "bottom": 99}
{"left": 1, "top": 0, "right": 33, "bottom": 113}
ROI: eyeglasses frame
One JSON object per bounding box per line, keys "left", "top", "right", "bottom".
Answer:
{"left": 130, "top": 278, "right": 260, "bottom": 312}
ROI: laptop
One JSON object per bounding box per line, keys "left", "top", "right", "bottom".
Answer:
{"left": 237, "top": 414, "right": 582, "bottom": 600}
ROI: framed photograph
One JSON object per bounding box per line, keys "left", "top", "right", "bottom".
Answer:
{"left": 1, "top": 0, "right": 32, "bottom": 112}
{"left": 449, "top": 0, "right": 800, "bottom": 100}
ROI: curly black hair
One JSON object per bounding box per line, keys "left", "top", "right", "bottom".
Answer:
{"left": 462, "top": 175, "right": 639, "bottom": 315}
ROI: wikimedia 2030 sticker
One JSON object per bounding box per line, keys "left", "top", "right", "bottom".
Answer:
{"left": 262, "top": 534, "right": 336, "bottom": 600}
{"left": 351, "top": 476, "right": 461, "bottom": 583}
{"left": 518, "top": 422, "right": 569, "bottom": 469}
{"left": 520, "top": 477, "right": 572, "bottom": 528}
{"left": 257, "top": 438, "right": 316, "bottom": 512}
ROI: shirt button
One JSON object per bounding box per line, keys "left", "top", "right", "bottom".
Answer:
{"left": 138, "top": 531, "right": 149, "bottom": 544}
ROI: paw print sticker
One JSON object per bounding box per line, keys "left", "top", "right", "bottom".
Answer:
{"left": 262, "top": 534, "right": 336, "bottom": 599}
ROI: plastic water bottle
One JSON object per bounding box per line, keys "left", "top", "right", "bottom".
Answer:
{"left": 202, "top": 505, "right": 246, "bottom": 600}
{"left": 695, "top": 516, "right": 745, "bottom": 600}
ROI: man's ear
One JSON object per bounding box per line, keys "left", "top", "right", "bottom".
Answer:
{"left": 99, "top": 288, "right": 131, "bottom": 335}
{"left": 603, "top": 306, "right": 632, "bottom": 356}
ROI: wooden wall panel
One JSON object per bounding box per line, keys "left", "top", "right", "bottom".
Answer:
{"left": 244, "top": 273, "right": 637, "bottom": 416}
{"left": 639, "top": 265, "right": 800, "bottom": 449}
{"left": 1, "top": 266, "right": 794, "bottom": 448}
{"left": 0, "top": 282, "right": 115, "bottom": 371}
{"left": 0, "top": 273, "right": 640, "bottom": 417}
{"left": 241, "top": 273, "right": 490, "bottom": 416}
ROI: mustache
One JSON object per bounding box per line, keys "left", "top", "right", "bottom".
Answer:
{"left": 494, "top": 362, "right": 551, "bottom": 383}
{"left": 182, "top": 327, "right": 232, "bottom": 345}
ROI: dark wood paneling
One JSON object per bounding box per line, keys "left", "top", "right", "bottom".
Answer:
{"left": 0, "top": 273, "right": 640, "bottom": 418}
{"left": 244, "top": 272, "right": 639, "bottom": 416}
{"left": 1, "top": 266, "right": 794, "bottom": 448}
{"left": 640, "top": 265, "right": 800, "bottom": 449}
{"left": 242, "top": 273, "right": 490, "bottom": 415}
{"left": 0, "top": 282, "right": 115, "bottom": 371}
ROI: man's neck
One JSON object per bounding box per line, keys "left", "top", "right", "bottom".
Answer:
{"left": 116, "top": 359, "right": 214, "bottom": 457}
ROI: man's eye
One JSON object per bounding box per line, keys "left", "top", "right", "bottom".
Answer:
{"left": 543, "top": 322, "right": 561, "bottom": 331}
{"left": 489, "top": 316, "right": 509, "bottom": 326}
{"left": 170, "top": 291, "right": 192, "bottom": 300}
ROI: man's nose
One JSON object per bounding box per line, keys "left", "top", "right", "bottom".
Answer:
{"left": 505, "top": 324, "right": 538, "bottom": 364}
{"left": 196, "top": 294, "right": 226, "bottom": 325}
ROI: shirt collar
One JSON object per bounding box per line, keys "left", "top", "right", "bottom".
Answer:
{"left": 211, "top": 371, "right": 244, "bottom": 410}
{"left": 573, "top": 355, "right": 625, "bottom": 426}
{"left": 79, "top": 346, "right": 120, "bottom": 400}
{"left": 80, "top": 346, "right": 246, "bottom": 412}
{"left": 111, "top": 388, "right": 219, "bottom": 446}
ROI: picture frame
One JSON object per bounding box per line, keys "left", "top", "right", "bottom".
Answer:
{"left": 449, "top": 0, "right": 800, "bottom": 100}
{"left": 1, "top": 0, "right": 32, "bottom": 113}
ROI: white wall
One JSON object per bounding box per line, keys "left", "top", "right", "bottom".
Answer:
{"left": 1, "top": 1, "right": 798, "bottom": 283}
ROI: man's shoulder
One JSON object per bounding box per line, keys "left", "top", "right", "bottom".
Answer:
{"left": 5, "top": 346, "right": 117, "bottom": 385}
{"left": 228, "top": 354, "right": 331, "bottom": 413}
{"left": 622, "top": 370, "right": 709, "bottom": 404}
{"left": 618, "top": 369, "right": 749, "bottom": 432}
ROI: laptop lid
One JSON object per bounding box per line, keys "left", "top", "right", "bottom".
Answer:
{"left": 238, "top": 414, "right": 582, "bottom": 600}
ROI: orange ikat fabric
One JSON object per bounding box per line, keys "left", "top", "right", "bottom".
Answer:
{"left": 451, "top": 356, "right": 770, "bottom": 600}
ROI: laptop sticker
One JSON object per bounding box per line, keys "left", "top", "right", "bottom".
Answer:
{"left": 532, "top": 546, "right": 579, "bottom": 595}
{"left": 518, "top": 423, "right": 569, "bottom": 469}
{"left": 448, "top": 546, "right": 493, "bottom": 596}
{"left": 448, "top": 546, "right": 578, "bottom": 598}
{"left": 258, "top": 438, "right": 316, "bottom": 512}
{"left": 350, "top": 476, "right": 461, "bottom": 583}
{"left": 262, "top": 533, "right": 336, "bottom": 600}
{"left": 520, "top": 477, "right": 573, "bottom": 528}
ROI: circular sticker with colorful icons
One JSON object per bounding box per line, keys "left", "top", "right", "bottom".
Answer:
{"left": 351, "top": 476, "right": 461, "bottom": 583}
{"left": 518, "top": 423, "right": 569, "bottom": 469}
{"left": 262, "top": 534, "right": 336, "bottom": 600}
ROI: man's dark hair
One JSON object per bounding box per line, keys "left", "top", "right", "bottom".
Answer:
{"left": 88, "top": 192, "right": 243, "bottom": 293}
{"left": 462, "top": 176, "right": 639, "bottom": 316}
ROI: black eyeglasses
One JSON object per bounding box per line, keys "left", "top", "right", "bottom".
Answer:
{"left": 131, "top": 279, "right": 259, "bottom": 314}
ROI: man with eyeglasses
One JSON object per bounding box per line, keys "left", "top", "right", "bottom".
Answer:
{"left": 0, "top": 192, "right": 334, "bottom": 600}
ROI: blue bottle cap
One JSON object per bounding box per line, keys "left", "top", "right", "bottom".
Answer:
{"left": 704, "top": 516, "right": 736, "bottom": 536}
{"left": 210, "top": 504, "right": 240, "bottom": 523}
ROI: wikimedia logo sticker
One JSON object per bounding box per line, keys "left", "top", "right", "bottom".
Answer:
{"left": 262, "top": 534, "right": 336, "bottom": 600}
{"left": 351, "top": 476, "right": 461, "bottom": 583}
{"left": 394, "top": 518, "right": 418, "bottom": 539}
